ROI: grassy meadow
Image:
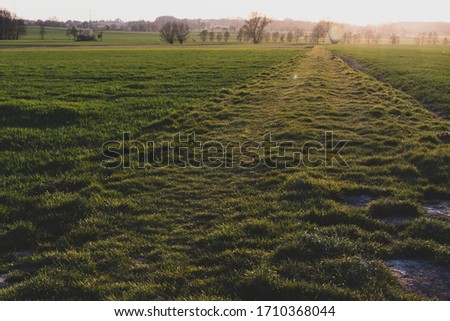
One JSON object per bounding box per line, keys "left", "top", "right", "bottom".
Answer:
{"left": 331, "top": 45, "right": 450, "bottom": 118}
{"left": 0, "top": 41, "right": 449, "bottom": 300}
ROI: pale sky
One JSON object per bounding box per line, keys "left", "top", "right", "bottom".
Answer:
{"left": 2, "top": 0, "right": 449, "bottom": 25}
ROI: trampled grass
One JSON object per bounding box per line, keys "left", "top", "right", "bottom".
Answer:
{"left": 0, "top": 44, "right": 449, "bottom": 300}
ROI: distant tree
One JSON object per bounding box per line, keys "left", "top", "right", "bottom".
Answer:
{"left": 353, "top": 33, "right": 361, "bottom": 44}
{"left": 216, "top": 32, "right": 223, "bottom": 42}
{"left": 311, "top": 22, "right": 327, "bottom": 44}
{"left": 263, "top": 32, "right": 271, "bottom": 43}
{"left": 199, "top": 30, "right": 208, "bottom": 42}
{"left": 175, "top": 22, "right": 189, "bottom": 44}
{"left": 444, "top": 37, "right": 449, "bottom": 45}
{"left": 241, "top": 12, "right": 271, "bottom": 44}
{"left": 39, "top": 25, "right": 46, "bottom": 40}
{"left": 294, "top": 28, "right": 304, "bottom": 42}
{"left": 160, "top": 21, "right": 189, "bottom": 44}
{"left": 224, "top": 31, "right": 230, "bottom": 42}
{"left": 364, "top": 28, "right": 374, "bottom": 44}
{"left": 237, "top": 29, "right": 243, "bottom": 42}
{"left": 390, "top": 33, "right": 400, "bottom": 45}
{"left": 68, "top": 27, "right": 78, "bottom": 41}
{"left": 159, "top": 22, "right": 176, "bottom": 44}
{"left": 372, "top": 34, "right": 381, "bottom": 44}
{"left": 272, "top": 32, "right": 280, "bottom": 43}
{"left": 431, "top": 31, "right": 439, "bottom": 45}
{"left": 414, "top": 33, "right": 421, "bottom": 45}
{"left": 427, "top": 32, "right": 432, "bottom": 45}
{"left": 342, "top": 32, "right": 352, "bottom": 44}
{"left": 319, "top": 20, "right": 336, "bottom": 44}
{"left": 209, "top": 31, "right": 215, "bottom": 42}
{"left": 419, "top": 32, "right": 426, "bottom": 45}
{"left": 280, "top": 33, "right": 285, "bottom": 42}
{"left": 0, "top": 9, "right": 27, "bottom": 40}
{"left": 97, "top": 32, "right": 103, "bottom": 41}
{"left": 287, "top": 31, "right": 294, "bottom": 43}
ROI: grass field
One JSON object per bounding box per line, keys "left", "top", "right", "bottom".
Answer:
{"left": 0, "top": 26, "right": 161, "bottom": 47}
{"left": 331, "top": 45, "right": 450, "bottom": 118}
{"left": 0, "top": 43, "right": 449, "bottom": 300}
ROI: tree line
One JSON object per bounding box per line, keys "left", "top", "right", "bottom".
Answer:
{"left": 0, "top": 9, "right": 26, "bottom": 40}
{"left": 414, "top": 32, "right": 448, "bottom": 45}
{"left": 160, "top": 13, "right": 272, "bottom": 45}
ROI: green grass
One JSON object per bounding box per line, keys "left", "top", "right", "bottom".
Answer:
{"left": 0, "top": 26, "right": 161, "bottom": 47}
{"left": 0, "top": 44, "right": 449, "bottom": 300}
{"left": 331, "top": 45, "right": 450, "bottom": 118}
{"left": 0, "top": 26, "right": 308, "bottom": 48}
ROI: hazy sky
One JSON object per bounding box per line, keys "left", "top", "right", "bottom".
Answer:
{"left": 2, "top": 0, "right": 449, "bottom": 25}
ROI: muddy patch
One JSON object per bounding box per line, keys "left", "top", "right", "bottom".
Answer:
{"left": 341, "top": 194, "right": 376, "bottom": 207}
{"left": 335, "top": 54, "right": 370, "bottom": 75}
{"left": 387, "top": 259, "right": 450, "bottom": 300}
{"left": 0, "top": 275, "right": 8, "bottom": 288}
{"left": 423, "top": 201, "right": 450, "bottom": 221}
{"left": 1, "top": 250, "right": 33, "bottom": 258}
{"left": 380, "top": 216, "right": 417, "bottom": 225}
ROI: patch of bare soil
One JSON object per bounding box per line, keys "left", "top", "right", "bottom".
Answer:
{"left": 387, "top": 259, "right": 450, "bottom": 300}
{"left": 341, "top": 194, "right": 376, "bottom": 207}
{"left": 423, "top": 201, "right": 450, "bottom": 221}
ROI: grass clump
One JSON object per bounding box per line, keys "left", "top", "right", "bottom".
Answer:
{"left": 368, "top": 199, "right": 421, "bottom": 218}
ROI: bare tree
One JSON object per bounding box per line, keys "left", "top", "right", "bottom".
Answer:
{"left": 364, "top": 28, "right": 374, "bottom": 44}
{"left": 160, "top": 21, "right": 189, "bottom": 44}
{"left": 199, "top": 30, "right": 208, "bottom": 42}
{"left": 427, "top": 32, "right": 433, "bottom": 44}
{"left": 264, "top": 32, "right": 271, "bottom": 43}
{"left": 216, "top": 32, "right": 223, "bottom": 42}
{"left": 353, "top": 33, "right": 361, "bottom": 44}
{"left": 209, "top": 31, "right": 215, "bottom": 42}
{"left": 372, "top": 34, "right": 381, "bottom": 45}
{"left": 280, "top": 33, "right": 285, "bottom": 42}
{"left": 175, "top": 22, "right": 189, "bottom": 44}
{"left": 431, "top": 31, "right": 439, "bottom": 45}
{"left": 390, "top": 33, "right": 400, "bottom": 45}
{"left": 311, "top": 23, "right": 327, "bottom": 44}
{"left": 39, "top": 25, "right": 46, "bottom": 40}
{"left": 242, "top": 12, "right": 271, "bottom": 44}
{"left": 414, "top": 33, "right": 421, "bottom": 45}
{"left": 159, "top": 22, "right": 177, "bottom": 44}
{"left": 224, "top": 31, "right": 230, "bottom": 42}
{"left": 294, "top": 28, "right": 304, "bottom": 43}
{"left": 237, "top": 28, "right": 243, "bottom": 42}
{"left": 342, "top": 32, "right": 352, "bottom": 44}
{"left": 320, "top": 20, "right": 336, "bottom": 44}
{"left": 272, "top": 31, "right": 280, "bottom": 43}
{"left": 287, "top": 31, "right": 294, "bottom": 43}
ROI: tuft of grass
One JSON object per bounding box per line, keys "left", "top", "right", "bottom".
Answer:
{"left": 368, "top": 199, "right": 421, "bottom": 218}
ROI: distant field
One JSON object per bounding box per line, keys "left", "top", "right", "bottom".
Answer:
{"left": 0, "top": 26, "right": 161, "bottom": 47}
{"left": 0, "top": 26, "right": 248, "bottom": 47}
{"left": 0, "top": 43, "right": 449, "bottom": 300}
{"left": 331, "top": 45, "right": 450, "bottom": 118}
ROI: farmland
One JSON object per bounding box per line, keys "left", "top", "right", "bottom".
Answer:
{"left": 331, "top": 45, "right": 450, "bottom": 118}
{"left": 0, "top": 43, "right": 449, "bottom": 300}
